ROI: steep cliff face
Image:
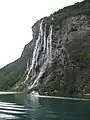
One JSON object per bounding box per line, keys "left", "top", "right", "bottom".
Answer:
{"left": 47, "top": 15, "right": 90, "bottom": 97}
{"left": 13, "top": 14, "right": 90, "bottom": 97}
{"left": 0, "top": 0, "right": 90, "bottom": 97}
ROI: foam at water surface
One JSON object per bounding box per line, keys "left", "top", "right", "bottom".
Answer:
{"left": 30, "top": 93, "right": 90, "bottom": 101}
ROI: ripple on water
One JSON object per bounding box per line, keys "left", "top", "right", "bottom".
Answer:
{"left": 0, "top": 101, "right": 27, "bottom": 119}
{"left": 0, "top": 113, "right": 19, "bottom": 119}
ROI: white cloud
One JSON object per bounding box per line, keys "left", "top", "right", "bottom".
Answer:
{"left": 0, "top": 0, "right": 83, "bottom": 68}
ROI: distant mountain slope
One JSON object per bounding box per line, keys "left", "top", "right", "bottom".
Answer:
{"left": 0, "top": 40, "right": 35, "bottom": 90}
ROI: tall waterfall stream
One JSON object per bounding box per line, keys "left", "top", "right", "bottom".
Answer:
{"left": 24, "top": 20, "right": 53, "bottom": 90}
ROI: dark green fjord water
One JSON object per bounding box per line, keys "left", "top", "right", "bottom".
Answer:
{"left": 0, "top": 92, "right": 89, "bottom": 120}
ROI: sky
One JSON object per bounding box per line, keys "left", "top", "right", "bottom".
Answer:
{"left": 0, "top": 0, "right": 83, "bottom": 68}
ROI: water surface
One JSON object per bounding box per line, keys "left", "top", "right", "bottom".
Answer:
{"left": 0, "top": 92, "right": 90, "bottom": 120}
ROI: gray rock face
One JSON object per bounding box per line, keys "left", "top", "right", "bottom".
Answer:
{"left": 14, "top": 14, "right": 90, "bottom": 97}
{"left": 32, "top": 20, "right": 41, "bottom": 40}
{"left": 30, "top": 15, "right": 90, "bottom": 96}
{"left": 49, "top": 15, "right": 90, "bottom": 97}
{"left": 21, "top": 40, "right": 35, "bottom": 58}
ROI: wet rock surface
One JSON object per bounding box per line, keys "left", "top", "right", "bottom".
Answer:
{"left": 15, "top": 15, "right": 90, "bottom": 97}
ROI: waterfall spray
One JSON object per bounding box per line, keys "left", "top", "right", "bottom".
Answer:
{"left": 24, "top": 20, "right": 53, "bottom": 90}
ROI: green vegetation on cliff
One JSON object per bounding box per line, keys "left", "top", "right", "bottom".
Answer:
{"left": 46, "top": 0, "right": 90, "bottom": 25}
{"left": 0, "top": 40, "right": 34, "bottom": 90}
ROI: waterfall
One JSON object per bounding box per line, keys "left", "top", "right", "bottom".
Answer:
{"left": 26, "top": 58, "right": 29, "bottom": 72}
{"left": 24, "top": 20, "right": 53, "bottom": 90}
{"left": 43, "top": 24, "right": 47, "bottom": 53}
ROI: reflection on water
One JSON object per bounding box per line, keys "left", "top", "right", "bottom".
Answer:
{"left": 26, "top": 94, "right": 39, "bottom": 105}
{"left": 0, "top": 101, "right": 26, "bottom": 119}
{"left": 25, "top": 94, "right": 41, "bottom": 120}
{"left": 0, "top": 92, "right": 89, "bottom": 120}
{"left": 0, "top": 93, "right": 26, "bottom": 120}
{"left": 0, "top": 113, "right": 19, "bottom": 119}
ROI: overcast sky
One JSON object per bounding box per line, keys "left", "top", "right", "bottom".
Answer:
{"left": 0, "top": 0, "right": 83, "bottom": 68}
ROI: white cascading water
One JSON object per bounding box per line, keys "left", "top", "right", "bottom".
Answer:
{"left": 26, "top": 58, "right": 29, "bottom": 72}
{"left": 24, "top": 20, "right": 53, "bottom": 90}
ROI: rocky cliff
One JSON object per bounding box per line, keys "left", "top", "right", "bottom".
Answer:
{"left": 0, "top": 0, "right": 90, "bottom": 98}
